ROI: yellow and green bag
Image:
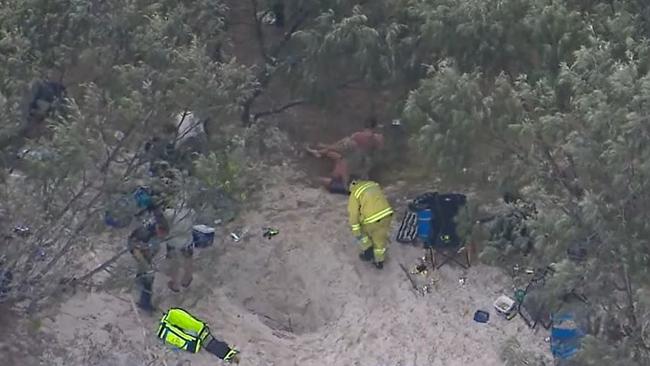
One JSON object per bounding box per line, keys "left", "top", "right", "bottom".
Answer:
{"left": 157, "top": 308, "right": 211, "bottom": 353}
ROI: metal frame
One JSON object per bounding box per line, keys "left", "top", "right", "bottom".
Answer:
{"left": 431, "top": 245, "right": 471, "bottom": 269}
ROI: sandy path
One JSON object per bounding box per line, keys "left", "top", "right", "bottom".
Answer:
{"left": 37, "top": 167, "right": 550, "bottom": 366}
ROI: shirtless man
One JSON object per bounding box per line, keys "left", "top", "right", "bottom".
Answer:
{"left": 306, "top": 116, "right": 384, "bottom": 194}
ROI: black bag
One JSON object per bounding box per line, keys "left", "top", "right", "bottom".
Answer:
{"left": 430, "top": 193, "right": 467, "bottom": 248}
{"left": 408, "top": 192, "right": 438, "bottom": 212}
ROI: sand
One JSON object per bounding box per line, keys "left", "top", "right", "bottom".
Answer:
{"left": 25, "top": 166, "right": 551, "bottom": 366}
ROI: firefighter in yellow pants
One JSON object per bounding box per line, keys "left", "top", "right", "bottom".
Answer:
{"left": 347, "top": 177, "right": 393, "bottom": 269}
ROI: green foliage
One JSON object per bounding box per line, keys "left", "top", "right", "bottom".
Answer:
{"left": 0, "top": 0, "right": 258, "bottom": 308}
{"left": 2, "top": 0, "right": 650, "bottom": 362}
{"left": 398, "top": 1, "right": 650, "bottom": 362}
{"left": 186, "top": 149, "right": 248, "bottom": 224}
{"left": 193, "top": 151, "right": 242, "bottom": 196}
{"left": 289, "top": 5, "right": 387, "bottom": 99}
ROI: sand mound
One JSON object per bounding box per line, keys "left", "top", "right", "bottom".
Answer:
{"left": 24, "top": 166, "right": 551, "bottom": 366}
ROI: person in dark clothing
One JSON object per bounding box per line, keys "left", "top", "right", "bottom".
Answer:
{"left": 26, "top": 80, "right": 67, "bottom": 126}
{"left": 128, "top": 210, "right": 169, "bottom": 312}
{"left": 271, "top": 1, "right": 285, "bottom": 28}
{"left": 144, "top": 136, "right": 177, "bottom": 177}
{"left": 0, "top": 78, "right": 67, "bottom": 170}
{"left": 128, "top": 225, "right": 159, "bottom": 312}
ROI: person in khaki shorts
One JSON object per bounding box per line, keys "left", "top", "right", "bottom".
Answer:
{"left": 166, "top": 240, "right": 194, "bottom": 292}
{"left": 158, "top": 208, "right": 194, "bottom": 293}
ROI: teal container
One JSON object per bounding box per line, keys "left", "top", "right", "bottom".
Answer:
{"left": 134, "top": 187, "right": 153, "bottom": 209}
{"left": 417, "top": 209, "right": 433, "bottom": 244}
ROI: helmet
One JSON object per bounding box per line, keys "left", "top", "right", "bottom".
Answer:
{"left": 348, "top": 174, "right": 361, "bottom": 190}
{"left": 145, "top": 220, "right": 157, "bottom": 234}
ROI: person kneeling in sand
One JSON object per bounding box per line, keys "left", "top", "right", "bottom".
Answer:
{"left": 307, "top": 148, "right": 351, "bottom": 195}
{"left": 306, "top": 116, "right": 384, "bottom": 192}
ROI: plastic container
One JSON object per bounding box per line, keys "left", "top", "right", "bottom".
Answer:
{"left": 104, "top": 196, "right": 135, "bottom": 228}
{"left": 494, "top": 295, "right": 516, "bottom": 317}
{"left": 473, "top": 310, "right": 490, "bottom": 323}
{"left": 134, "top": 187, "right": 153, "bottom": 209}
{"left": 192, "top": 225, "right": 215, "bottom": 248}
{"left": 514, "top": 289, "right": 526, "bottom": 303}
{"left": 417, "top": 209, "right": 433, "bottom": 244}
{"left": 104, "top": 211, "right": 124, "bottom": 228}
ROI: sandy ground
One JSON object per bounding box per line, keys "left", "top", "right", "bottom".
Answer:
{"left": 23, "top": 166, "right": 551, "bottom": 366}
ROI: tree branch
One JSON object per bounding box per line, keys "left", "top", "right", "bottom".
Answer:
{"left": 252, "top": 99, "right": 306, "bottom": 121}
{"left": 250, "top": 0, "right": 273, "bottom": 64}
{"left": 241, "top": 6, "right": 311, "bottom": 126}
{"left": 100, "top": 109, "right": 153, "bottom": 174}
{"left": 337, "top": 77, "right": 364, "bottom": 89}
{"left": 32, "top": 203, "right": 103, "bottom": 281}
{"left": 536, "top": 136, "right": 584, "bottom": 200}
{"left": 29, "top": 179, "right": 95, "bottom": 246}
{"left": 622, "top": 263, "right": 643, "bottom": 349}
{"left": 270, "top": 8, "right": 310, "bottom": 58}
{"left": 249, "top": 75, "right": 362, "bottom": 122}
{"left": 74, "top": 248, "right": 130, "bottom": 283}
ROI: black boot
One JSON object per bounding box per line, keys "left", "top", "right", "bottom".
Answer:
{"left": 359, "top": 247, "right": 373, "bottom": 262}
{"left": 374, "top": 261, "right": 384, "bottom": 270}
{"left": 272, "top": 2, "right": 285, "bottom": 28}
{"left": 137, "top": 279, "right": 156, "bottom": 312}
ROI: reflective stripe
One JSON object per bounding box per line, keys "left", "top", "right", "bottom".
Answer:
{"left": 159, "top": 324, "right": 196, "bottom": 351}
{"left": 359, "top": 239, "right": 373, "bottom": 251}
{"left": 351, "top": 224, "right": 361, "bottom": 232}
{"left": 374, "top": 248, "right": 386, "bottom": 255}
{"left": 353, "top": 182, "right": 377, "bottom": 199}
{"left": 363, "top": 207, "right": 393, "bottom": 224}
{"left": 355, "top": 182, "right": 377, "bottom": 199}
{"left": 224, "top": 349, "right": 239, "bottom": 361}
{"left": 352, "top": 182, "right": 372, "bottom": 198}
{"left": 158, "top": 308, "right": 208, "bottom": 353}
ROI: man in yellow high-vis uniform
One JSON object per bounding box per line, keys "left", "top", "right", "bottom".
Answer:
{"left": 347, "top": 177, "right": 393, "bottom": 269}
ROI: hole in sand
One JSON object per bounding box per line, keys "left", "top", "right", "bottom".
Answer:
{"left": 227, "top": 259, "right": 338, "bottom": 335}
{"left": 218, "top": 217, "right": 354, "bottom": 335}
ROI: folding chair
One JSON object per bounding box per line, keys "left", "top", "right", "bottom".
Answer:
{"left": 431, "top": 242, "right": 471, "bottom": 269}
{"left": 427, "top": 193, "right": 471, "bottom": 269}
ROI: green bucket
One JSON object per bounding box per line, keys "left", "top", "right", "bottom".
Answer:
{"left": 514, "top": 289, "right": 526, "bottom": 303}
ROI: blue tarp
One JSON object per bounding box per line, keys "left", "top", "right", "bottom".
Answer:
{"left": 551, "top": 313, "right": 585, "bottom": 359}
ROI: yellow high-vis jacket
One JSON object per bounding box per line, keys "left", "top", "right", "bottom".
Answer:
{"left": 348, "top": 180, "right": 393, "bottom": 236}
